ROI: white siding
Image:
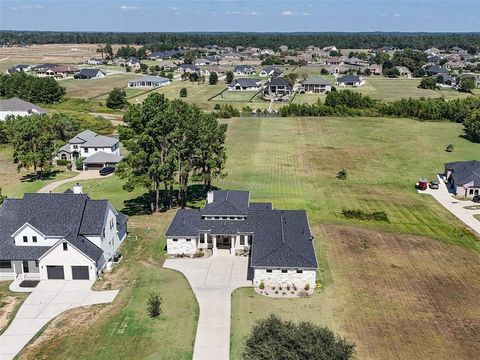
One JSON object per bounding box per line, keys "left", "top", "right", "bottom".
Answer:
{"left": 13, "top": 225, "right": 60, "bottom": 247}
{"left": 39, "top": 241, "right": 96, "bottom": 280}
{"left": 253, "top": 268, "right": 316, "bottom": 288}
{"left": 101, "top": 205, "right": 121, "bottom": 261}
{"left": 167, "top": 237, "right": 197, "bottom": 255}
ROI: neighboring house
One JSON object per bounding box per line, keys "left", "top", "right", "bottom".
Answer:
{"left": 259, "top": 66, "right": 283, "bottom": 77}
{"left": 0, "top": 97, "right": 46, "bottom": 121}
{"left": 445, "top": 161, "right": 480, "bottom": 197}
{"left": 436, "top": 74, "right": 457, "bottom": 88}
{"left": 165, "top": 190, "right": 318, "bottom": 289}
{"left": 396, "top": 66, "right": 412, "bottom": 78}
{"left": 326, "top": 57, "right": 342, "bottom": 66}
{"left": 128, "top": 76, "right": 170, "bottom": 88}
{"left": 336, "top": 75, "right": 365, "bottom": 87}
{"left": 0, "top": 189, "right": 127, "bottom": 281}
{"left": 41, "top": 65, "right": 79, "bottom": 79}
{"left": 425, "top": 65, "right": 449, "bottom": 76}
{"left": 177, "top": 64, "right": 200, "bottom": 73}
{"left": 85, "top": 58, "right": 103, "bottom": 65}
{"left": 6, "top": 64, "right": 31, "bottom": 74}
{"left": 33, "top": 63, "right": 59, "bottom": 73}
{"left": 367, "top": 64, "right": 383, "bottom": 75}
{"left": 111, "top": 57, "right": 126, "bottom": 66}
{"left": 149, "top": 50, "right": 182, "bottom": 60}
{"left": 158, "top": 60, "right": 178, "bottom": 71}
{"left": 300, "top": 77, "right": 332, "bottom": 93}
{"left": 56, "top": 130, "right": 121, "bottom": 170}
{"left": 228, "top": 78, "right": 262, "bottom": 91}
{"left": 73, "top": 68, "right": 106, "bottom": 79}
{"left": 263, "top": 77, "right": 293, "bottom": 97}
{"left": 233, "top": 65, "right": 256, "bottom": 75}
{"left": 194, "top": 58, "right": 214, "bottom": 66}
{"left": 126, "top": 57, "right": 141, "bottom": 69}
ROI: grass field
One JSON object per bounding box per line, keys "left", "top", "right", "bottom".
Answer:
{"left": 0, "top": 281, "right": 28, "bottom": 335}
{"left": 7, "top": 116, "right": 480, "bottom": 359}
{"left": 61, "top": 74, "right": 141, "bottom": 99}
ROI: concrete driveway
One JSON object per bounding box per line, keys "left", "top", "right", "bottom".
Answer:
{"left": 419, "top": 175, "right": 480, "bottom": 235}
{"left": 38, "top": 170, "right": 113, "bottom": 194}
{"left": 0, "top": 280, "right": 118, "bottom": 360}
{"left": 164, "top": 255, "right": 251, "bottom": 360}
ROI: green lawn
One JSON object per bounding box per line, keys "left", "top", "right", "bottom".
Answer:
{"left": 61, "top": 73, "right": 141, "bottom": 99}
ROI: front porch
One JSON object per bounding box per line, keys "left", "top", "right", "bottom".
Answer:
{"left": 199, "top": 234, "right": 251, "bottom": 256}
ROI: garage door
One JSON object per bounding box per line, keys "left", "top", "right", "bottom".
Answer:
{"left": 85, "top": 164, "right": 103, "bottom": 170}
{"left": 47, "top": 265, "right": 64, "bottom": 279}
{"left": 71, "top": 266, "right": 90, "bottom": 280}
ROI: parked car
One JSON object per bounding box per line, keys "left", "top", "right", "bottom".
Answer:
{"left": 99, "top": 166, "right": 115, "bottom": 176}
{"left": 416, "top": 178, "right": 428, "bottom": 190}
{"left": 429, "top": 181, "right": 439, "bottom": 189}
{"left": 472, "top": 195, "right": 480, "bottom": 203}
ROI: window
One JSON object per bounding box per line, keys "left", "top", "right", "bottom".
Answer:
{"left": 0, "top": 261, "right": 11, "bottom": 269}
{"left": 61, "top": 154, "right": 67, "bottom": 160}
{"left": 296, "top": 270, "right": 303, "bottom": 274}
{"left": 94, "top": 148, "right": 98, "bottom": 151}
{"left": 239, "top": 236, "right": 245, "bottom": 246}
{"left": 35, "top": 261, "right": 39, "bottom": 267}
{"left": 63, "top": 242, "right": 68, "bottom": 251}
{"left": 186, "top": 239, "right": 191, "bottom": 242}
{"left": 266, "top": 269, "right": 272, "bottom": 273}
{"left": 23, "top": 236, "right": 28, "bottom": 243}
{"left": 281, "top": 269, "right": 288, "bottom": 273}
{"left": 32, "top": 236, "right": 37, "bottom": 243}
{"left": 84, "top": 148, "right": 89, "bottom": 153}
{"left": 73, "top": 145, "right": 78, "bottom": 149}
{"left": 172, "top": 239, "right": 178, "bottom": 242}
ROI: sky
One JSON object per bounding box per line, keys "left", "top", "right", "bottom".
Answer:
{"left": 0, "top": 0, "right": 479, "bottom": 33}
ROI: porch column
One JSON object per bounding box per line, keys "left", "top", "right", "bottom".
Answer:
{"left": 230, "top": 236, "right": 235, "bottom": 255}
{"left": 212, "top": 235, "right": 217, "bottom": 255}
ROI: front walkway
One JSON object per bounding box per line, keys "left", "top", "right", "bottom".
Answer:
{"left": 0, "top": 280, "right": 118, "bottom": 360}
{"left": 419, "top": 174, "right": 480, "bottom": 235}
{"left": 37, "top": 170, "right": 112, "bottom": 193}
{"left": 164, "top": 255, "right": 251, "bottom": 360}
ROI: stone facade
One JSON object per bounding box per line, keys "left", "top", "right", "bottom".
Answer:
{"left": 166, "top": 237, "right": 198, "bottom": 255}
{"left": 253, "top": 268, "right": 316, "bottom": 288}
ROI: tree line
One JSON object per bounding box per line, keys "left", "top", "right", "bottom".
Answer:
{"left": 0, "top": 73, "right": 65, "bottom": 104}
{"left": 117, "top": 93, "right": 227, "bottom": 212}
{"left": 280, "top": 90, "right": 480, "bottom": 141}
{"left": 1, "top": 31, "right": 480, "bottom": 51}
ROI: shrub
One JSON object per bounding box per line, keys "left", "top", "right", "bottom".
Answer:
{"left": 341, "top": 209, "right": 389, "bottom": 222}
{"left": 106, "top": 88, "right": 127, "bottom": 109}
{"left": 214, "top": 104, "right": 240, "bottom": 119}
{"left": 56, "top": 159, "right": 70, "bottom": 166}
{"left": 259, "top": 281, "right": 265, "bottom": 290}
{"left": 242, "top": 105, "right": 253, "bottom": 113}
{"left": 209, "top": 72, "right": 218, "bottom": 85}
{"left": 446, "top": 144, "right": 454, "bottom": 152}
{"left": 418, "top": 76, "right": 437, "bottom": 90}
{"left": 147, "top": 292, "right": 162, "bottom": 318}
{"left": 179, "top": 87, "right": 187, "bottom": 97}
{"left": 336, "top": 168, "right": 348, "bottom": 180}
{"left": 244, "top": 315, "right": 355, "bottom": 360}
{"left": 75, "top": 157, "right": 85, "bottom": 171}
{"left": 304, "top": 283, "right": 310, "bottom": 291}
{"left": 214, "top": 103, "right": 221, "bottom": 110}
{"left": 66, "top": 163, "right": 73, "bottom": 171}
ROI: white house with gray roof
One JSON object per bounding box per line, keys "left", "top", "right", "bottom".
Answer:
{"left": 445, "top": 161, "right": 480, "bottom": 197}
{"left": 0, "top": 188, "right": 127, "bottom": 281}
{"left": 56, "top": 130, "right": 121, "bottom": 170}
{"left": 165, "top": 190, "right": 318, "bottom": 289}
{"left": 300, "top": 77, "right": 332, "bottom": 93}
{"left": 228, "top": 78, "right": 262, "bottom": 91}
{"left": 0, "top": 97, "right": 47, "bottom": 121}
{"left": 128, "top": 76, "right": 170, "bottom": 88}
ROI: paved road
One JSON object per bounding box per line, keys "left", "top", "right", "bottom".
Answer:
{"left": 419, "top": 175, "right": 480, "bottom": 235}
{"left": 37, "top": 170, "right": 112, "bottom": 193}
{"left": 164, "top": 255, "right": 251, "bottom": 360}
{"left": 0, "top": 280, "right": 118, "bottom": 360}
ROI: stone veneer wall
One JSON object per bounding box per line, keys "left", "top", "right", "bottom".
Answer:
{"left": 166, "top": 238, "right": 197, "bottom": 255}
{"left": 253, "top": 268, "right": 316, "bottom": 288}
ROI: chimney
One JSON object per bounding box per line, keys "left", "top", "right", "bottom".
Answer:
{"left": 73, "top": 183, "right": 83, "bottom": 194}
{"left": 207, "top": 191, "right": 214, "bottom": 204}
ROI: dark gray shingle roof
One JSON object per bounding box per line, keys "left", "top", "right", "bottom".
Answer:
{"left": 0, "top": 97, "right": 46, "bottom": 114}
{"left": 445, "top": 160, "right": 480, "bottom": 186}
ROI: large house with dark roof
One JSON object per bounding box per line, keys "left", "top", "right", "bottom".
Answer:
{"left": 445, "top": 161, "right": 480, "bottom": 197}
{"left": 56, "top": 130, "right": 122, "bottom": 170}
{"left": 300, "top": 77, "right": 332, "bottom": 93}
{"left": 0, "top": 187, "right": 127, "bottom": 281}
{"left": 228, "top": 78, "right": 262, "bottom": 91}
{"left": 73, "top": 68, "right": 106, "bottom": 80}
{"left": 165, "top": 190, "right": 318, "bottom": 288}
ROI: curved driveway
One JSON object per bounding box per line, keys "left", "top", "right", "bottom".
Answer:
{"left": 38, "top": 170, "right": 112, "bottom": 193}
{"left": 164, "top": 255, "right": 251, "bottom": 360}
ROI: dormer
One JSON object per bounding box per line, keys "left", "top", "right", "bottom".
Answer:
{"left": 12, "top": 222, "right": 46, "bottom": 246}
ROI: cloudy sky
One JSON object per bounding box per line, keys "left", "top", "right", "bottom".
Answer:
{"left": 0, "top": 0, "right": 479, "bottom": 32}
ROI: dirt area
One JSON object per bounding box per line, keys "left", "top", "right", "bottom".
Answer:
{"left": 0, "top": 296, "right": 22, "bottom": 333}
{"left": 319, "top": 224, "right": 480, "bottom": 360}
{"left": 0, "top": 44, "right": 130, "bottom": 72}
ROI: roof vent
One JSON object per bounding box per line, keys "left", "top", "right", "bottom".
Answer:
{"left": 73, "top": 183, "right": 83, "bottom": 194}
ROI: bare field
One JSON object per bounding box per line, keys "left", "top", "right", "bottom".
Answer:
{"left": 231, "top": 224, "right": 480, "bottom": 360}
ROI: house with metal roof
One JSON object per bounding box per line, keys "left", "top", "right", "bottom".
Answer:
{"left": 0, "top": 97, "right": 47, "bottom": 121}
{"left": 165, "top": 190, "right": 318, "bottom": 289}
{"left": 73, "top": 68, "right": 106, "bottom": 80}
{"left": 300, "top": 77, "right": 332, "bottom": 93}
{"left": 127, "top": 76, "right": 170, "bottom": 88}
{"left": 0, "top": 188, "right": 127, "bottom": 281}
{"left": 228, "top": 78, "right": 262, "bottom": 91}
{"left": 445, "top": 161, "right": 480, "bottom": 197}
{"left": 56, "top": 130, "right": 121, "bottom": 170}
